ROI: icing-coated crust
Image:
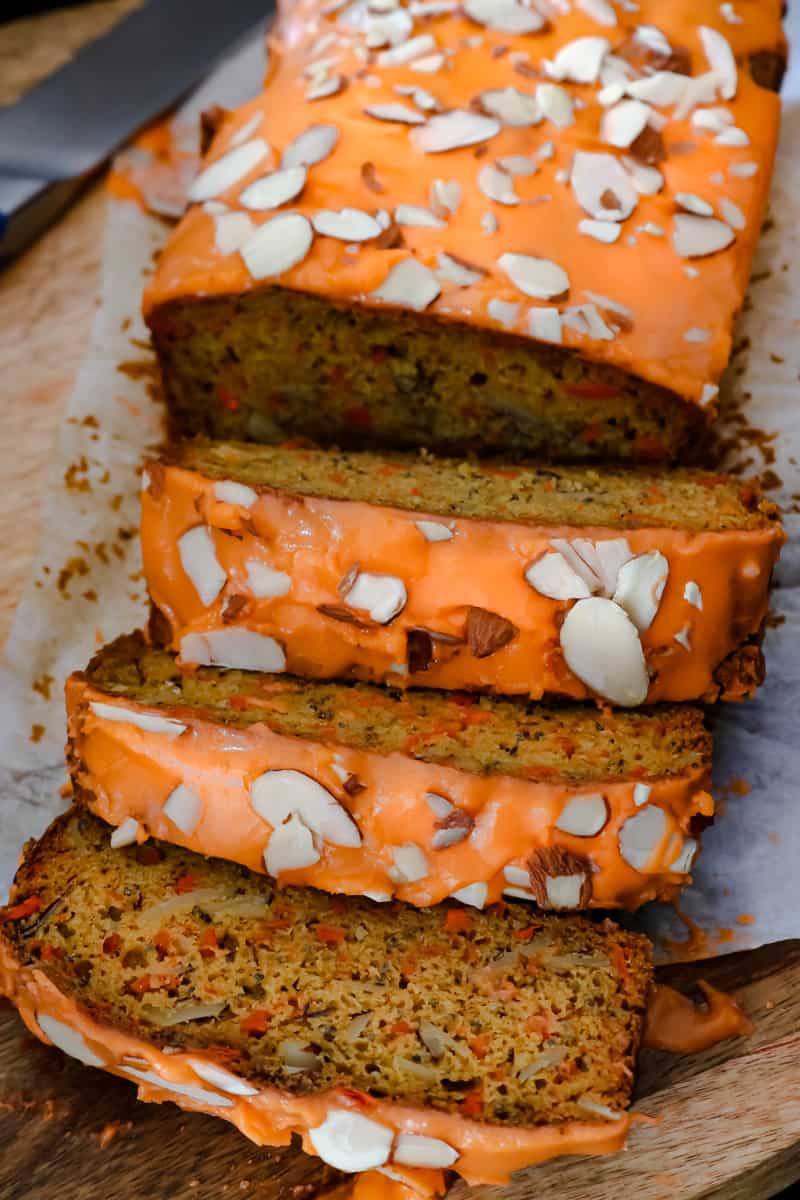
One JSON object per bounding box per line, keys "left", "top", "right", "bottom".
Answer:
{"left": 144, "top": 0, "right": 784, "bottom": 412}
{"left": 141, "top": 461, "right": 783, "bottom": 704}
{"left": 0, "top": 944, "right": 632, "bottom": 1186}
{"left": 67, "top": 677, "right": 714, "bottom": 911}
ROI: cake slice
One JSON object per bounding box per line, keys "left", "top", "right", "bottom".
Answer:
{"left": 142, "top": 441, "right": 784, "bottom": 705}
{"left": 66, "top": 633, "right": 712, "bottom": 912}
{"left": 144, "top": 2, "right": 785, "bottom": 462}
{"left": 0, "top": 810, "right": 652, "bottom": 1185}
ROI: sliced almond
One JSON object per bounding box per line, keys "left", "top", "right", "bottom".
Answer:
{"left": 672, "top": 214, "right": 735, "bottom": 258}
{"left": 545, "top": 37, "right": 610, "bottom": 84}
{"left": 213, "top": 480, "right": 257, "bottom": 508}
{"left": 579, "top": 219, "right": 621, "bottom": 244}
{"left": 122, "top": 1064, "right": 234, "bottom": 1107}
{"left": 528, "top": 847, "right": 592, "bottom": 909}
{"left": 239, "top": 166, "right": 307, "bottom": 210}
{"left": 601, "top": 99, "right": 652, "bottom": 148}
{"left": 240, "top": 212, "right": 314, "bottom": 280}
{"left": 365, "top": 8, "right": 413, "bottom": 49}
{"left": 669, "top": 837, "right": 698, "bottom": 874}
{"left": 110, "top": 818, "right": 141, "bottom": 849}
{"left": 395, "top": 204, "right": 446, "bottom": 228}
{"left": 251, "top": 769, "right": 361, "bottom": 847}
{"left": 188, "top": 1059, "right": 258, "bottom": 1097}
{"left": 463, "top": 0, "right": 546, "bottom": 34}
{"left": 371, "top": 259, "right": 441, "bottom": 311}
{"left": 306, "top": 74, "right": 345, "bottom": 102}
{"left": 389, "top": 843, "right": 429, "bottom": 883}
{"left": 627, "top": 71, "right": 688, "bottom": 106}
{"left": 612, "top": 551, "right": 669, "bottom": 632}
{"left": 498, "top": 252, "right": 569, "bottom": 300}
{"left": 450, "top": 882, "right": 488, "bottom": 909}
{"left": 478, "top": 87, "right": 541, "bottom": 128}
{"left": 525, "top": 551, "right": 592, "bottom": 601}
{"left": 245, "top": 559, "right": 291, "bottom": 599}
{"left": 164, "top": 784, "right": 202, "bottom": 836}
{"left": 213, "top": 211, "right": 256, "bottom": 256}
{"left": 436, "top": 251, "right": 483, "bottom": 286}
{"left": 410, "top": 52, "right": 446, "bottom": 73}
{"left": 633, "top": 783, "right": 652, "bottom": 807}
{"left": 466, "top": 607, "right": 517, "bottom": 657}
{"left": 528, "top": 307, "right": 562, "bottom": 344}
{"left": 411, "top": 110, "right": 500, "bottom": 154}
{"left": 89, "top": 702, "right": 187, "bottom": 739}
{"left": 265, "top": 812, "right": 322, "bottom": 875}
{"left": 676, "top": 193, "right": 714, "bottom": 217}
{"left": 571, "top": 151, "right": 637, "bottom": 220}
{"left": 309, "top": 1110, "right": 393, "bottom": 1173}
{"left": 180, "top": 629, "right": 286, "bottom": 673}
{"left": 536, "top": 83, "right": 574, "bottom": 128}
{"left": 393, "top": 1133, "right": 459, "bottom": 1169}
{"left": 313, "top": 208, "right": 383, "bottom": 240}
{"left": 497, "top": 153, "right": 537, "bottom": 177}
{"left": 488, "top": 298, "right": 520, "bottom": 326}
{"left": 699, "top": 25, "right": 737, "bottom": 100}
{"left": 432, "top": 809, "right": 474, "bottom": 849}
{"left": 555, "top": 794, "right": 609, "bottom": 837}
{"left": 379, "top": 33, "right": 437, "bottom": 67}
{"left": 343, "top": 570, "right": 407, "bottom": 623}
{"left": 365, "top": 102, "right": 426, "bottom": 125}
{"left": 478, "top": 164, "right": 519, "bottom": 205}
{"left": 621, "top": 156, "right": 664, "bottom": 196}
{"left": 178, "top": 526, "right": 227, "bottom": 607}
{"left": 562, "top": 304, "right": 615, "bottom": 341}
{"left": 36, "top": 1013, "right": 104, "bottom": 1068}
{"left": 559, "top": 597, "right": 649, "bottom": 706}
{"left": 415, "top": 519, "right": 453, "bottom": 542}
{"left": 281, "top": 123, "right": 339, "bottom": 168}
{"left": 618, "top": 805, "right": 668, "bottom": 872}
{"left": 550, "top": 539, "right": 604, "bottom": 592}
{"left": 683, "top": 580, "right": 703, "bottom": 610}
{"left": 593, "top": 538, "right": 633, "bottom": 595}
{"left": 188, "top": 138, "right": 269, "bottom": 202}
{"left": 429, "top": 178, "right": 462, "bottom": 215}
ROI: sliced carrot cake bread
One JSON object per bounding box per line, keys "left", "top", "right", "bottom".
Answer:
{"left": 142, "top": 442, "right": 784, "bottom": 705}
{"left": 66, "top": 632, "right": 712, "bottom": 912}
{"left": 145, "top": 0, "right": 785, "bottom": 460}
{"left": 0, "top": 810, "right": 652, "bottom": 1184}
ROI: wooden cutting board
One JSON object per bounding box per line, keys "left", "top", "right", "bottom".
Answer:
{"left": 0, "top": 6, "right": 798, "bottom": 1199}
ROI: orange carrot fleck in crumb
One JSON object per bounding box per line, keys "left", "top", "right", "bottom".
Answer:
{"left": 240, "top": 1010, "right": 271, "bottom": 1035}
{"left": 469, "top": 1034, "right": 490, "bottom": 1059}
{"left": 1, "top": 896, "right": 42, "bottom": 924}
{"left": 444, "top": 909, "right": 472, "bottom": 934}
{"left": 460, "top": 1087, "right": 484, "bottom": 1119}
{"left": 389, "top": 1019, "right": 413, "bottom": 1036}
{"left": 174, "top": 873, "right": 198, "bottom": 894}
{"left": 315, "top": 924, "right": 346, "bottom": 944}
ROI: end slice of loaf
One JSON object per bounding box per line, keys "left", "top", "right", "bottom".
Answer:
{"left": 0, "top": 810, "right": 652, "bottom": 1183}
{"left": 68, "top": 632, "right": 713, "bottom": 912}
{"left": 142, "top": 441, "right": 784, "bottom": 705}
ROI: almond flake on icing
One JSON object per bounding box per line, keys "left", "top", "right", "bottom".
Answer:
{"left": 544, "top": 37, "right": 610, "bottom": 84}
{"left": 313, "top": 208, "right": 383, "bottom": 241}
{"left": 393, "top": 1133, "right": 460, "bottom": 1169}
{"left": 627, "top": 71, "right": 689, "bottom": 107}
{"left": 571, "top": 152, "right": 637, "bottom": 220}
{"left": 239, "top": 165, "right": 307, "bottom": 211}
{"left": 451, "top": 882, "right": 488, "bottom": 909}
{"left": 497, "top": 154, "right": 537, "bottom": 177}
{"left": 410, "top": 53, "right": 446, "bottom": 73}
{"left": 481, "top": 212, "right": 499, "bottom": 234}
{"left": 478, "top": 87, "right": 541, "bottom": 129}
{"left": 717, "top": 198, "right": 746, "bottom": 234}
{"left": 181, "top": 629, "right": 286, "bottom": 673}
{"left": 122, "top": 1065, "right": 235, "bottom": 1108}
{"left": 699, "top": 26, "right": 738, "bottom": 100}
{"left": 240, "top": 213, "right": 314, "bottom": 280}
{"left": 716, "top": 127, "right": 750, "bottom": 147}
{"left": 37, "top": 1014, "right": 104, "bottom": 1068}
{"left": 579, "top": 219, "right": 621, "bottom": 244}
{"left": 306, "top": 75, "right": 345, "bottom": 102}
{"left": 178, "top": 525, "right": 227, "bottom": 606}
{"left": 230, "top": 113, "right": 263, "bottom": 148}
{"left": 214, "top": 480, "right": 257, "bottom": 507}
{"left": 213, "top": 211, "right": 255, "bottom": 256}
{"left": 411, "top": 110, "right": 500, "bottom": 153}
{"left": 281, "top": 124, "right": 339, "bottom": 168}
{"left": 89, "top": 702, "right": 187, "bottom": 739}
{"left": 555, "top": 794, "right": 609, "bottom": 837}
{"left": 683, "top": 580, "right": 703, "bottom": 610}
{"left": 246, "top": 559, "right": 292, "bottom": 598}
{"left": 536, "top": 83, "right": 574, "bottom": 129}
{"left": 674, "top": 622, "right": 692, "bottom": 651}
{"left": 613, "top": 550, "right": 669, "bottom": 632}
{"left": 395, "top": 83, "right": 439, "bottom": 112}
{"left": 344, "top": 569, "right": 408, "bottom": 623}
{"left": 252, "top": 769, "right": 361, "bottom": 848}
{"left": 638, "top": 222, "right": 664, "bottom": 237}
{"left": 560, "top": 597, "right": 649, "bottom": 706}
{"left": 633, "top": 783, "right": 651, "bottom": 807}
{"left": 395, "top": 203, "right": 446, "bottom": 228}
{"left": 729, "top": 162, "right": 758, "bottom": 178}
{"left": 634, "top": 24, "right": 673, "bottom": 56}
{"left": 720, "top": 2, "right": 743, "bottom": 23}
{"left": 110, "top": 817, "right": 141, "bottom": 849}
{"left": 597, "top": 83, "right": 625, "bottom": 107}
{"left": 601, "top": 100, "right": 651, "bottom": 149}
{"left": 436, "top": 251, "right": 483, "bottom": 286}
{"left": 463, "top": 0, "right": 546, "bottom": 34}
{"left": 429, "top": 178, "right": 462, "bottom": 215}
{"left": 265, "top": 812, "right": 322, "bottom": 874}
{"left": 497, "top": 252, "right": 569, "bottom": 300}
{"left": 700, "top": 383, "right": 719, "bottom": 407}
{"left": 487, "top": 298, "right": 520, "bottom": 327}
{"left": 188, "top": 1059, "right": 259, "bottom": 1097}
{"left": 415, "top": 519, "right": 453, "bottom": 541}
{"left": 525, "top": 551, "right": 593, "bottom": 601}
{"left": 371, "top": 258, "right": 441, "bottom": 310}
{"left": 365, "top": 9, "right": 413, "bottom": 49}
{"left": 577, "top": 0, "right": 617, "bottom": 25}
{"left": 583, "top": 290, "right": 634, "bottom": 321}
{"left": 684, "top": 328, "right": 711, "bottom": 343}
{"left": 621, "top": 157, "right": 664, "bottom": 196}
{"left": 364, "top": 102, "right": 426, "bottom": 125}
{"left": 478, "top": 164, "right": 519, "bottom": 205}
{"left": 673, "top": 72, "right": 720, "bottom": 121}
{"left": 562, "top": 304, "right": 615, "bottom": 340}
{"left": 528, "top": 307, "right": 562, "bottom": 344}
{"left": 310, "top": 1110, "right": 393, "bottom": 1173}
{"left": 388, "top": 843, "right": 429, "bottom": 883}
{"left": 379, "top": 34, "right": 437, "bottom": 68}
{"left": 676, "top": 193, "right": 714, "bottom": 217}
{"left": 618, "top": 804, "right": 668, "bottom": 872}
{"left": 163, "top": 784, "right": 203, "bottom": 836}
{"left": 692, "top": 106, "right": 734, "bottom": 134}
{"left": 672, "top": 214, "right": 735, "bottom": 258}
{"left": 188, "top": 138, "right": 269, "bottom": 202}
{"left": 669, "top": 837, "right": 698, "bottom": 874}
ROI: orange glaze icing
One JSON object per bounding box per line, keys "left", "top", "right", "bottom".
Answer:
{"left": 643, "top": 981, "right": 754, "bottom": 1053}
{"left": 141, "top": 462, "right": 782, "bottom": 704}
{"left": 0, "top": 947, "right": 632, "bottom": 1186}
{"left": 317, "top": 1166, "right": 446, "bottom": 1199}
{"left": 68, "top": 678, "right": 712, "bottom": 910}
{"left": 143, "top": 0, "right": 783, "bottom": 411}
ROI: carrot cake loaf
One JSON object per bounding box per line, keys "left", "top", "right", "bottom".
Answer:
{"left": 141, "top": 441, "right": 784, "bottom": 705}
{"left": 66, "top": 633, "right": 713, "bottom": 911}
{"left": 144, "top": 0, "right": 785, "bottom": 461}
{"left": 0, "top": 810, "right": 652, "bottom": 1184}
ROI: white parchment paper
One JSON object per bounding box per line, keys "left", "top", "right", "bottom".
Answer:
{"left": 1, "top": 22, "right": 797, "bottom": 961}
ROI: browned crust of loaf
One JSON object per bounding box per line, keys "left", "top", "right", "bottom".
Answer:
{"left": 2, "top": 810, "right": 653, "bottom": 1126}
{"left": 147, "top": 287, "right": 706, "bottom": 464}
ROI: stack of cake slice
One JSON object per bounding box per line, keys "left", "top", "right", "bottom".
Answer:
{"left": 1, "top": 1, "right": 788, "bottom": 1194}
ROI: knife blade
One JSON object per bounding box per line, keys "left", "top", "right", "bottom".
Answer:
{"left": 0, "top": 0, "right": 272, "bottom": 262}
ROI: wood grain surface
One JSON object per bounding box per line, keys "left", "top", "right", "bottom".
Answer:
{"left": 0, "top": 5, "right": 798, "bottom": 1200}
